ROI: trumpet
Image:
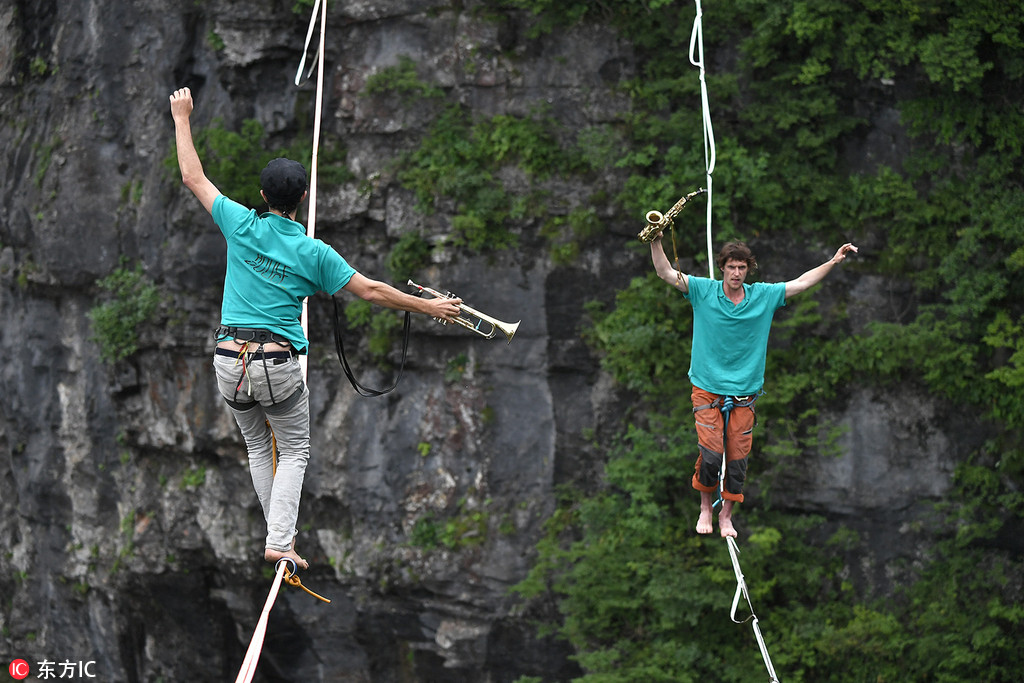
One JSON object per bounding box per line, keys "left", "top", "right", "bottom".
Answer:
{"left": 407, "top": 280, "right": 521, "bottom": 344}
{"left": 637, "top": 187, "right": 707, "bottom": 243}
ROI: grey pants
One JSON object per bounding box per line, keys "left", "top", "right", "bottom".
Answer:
{"left": 213, "top": 352, "right": 310, "bottom": 553}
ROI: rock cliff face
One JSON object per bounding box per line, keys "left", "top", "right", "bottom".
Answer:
{"left": 0, "top": 1, "right": 966, "bottom": 681}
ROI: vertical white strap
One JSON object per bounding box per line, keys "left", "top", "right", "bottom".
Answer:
{"left": 298, "top": 0, "right": 328, "bottom": 382}
{"left": 689, "top": 0, "right": 716, "bottom": 278}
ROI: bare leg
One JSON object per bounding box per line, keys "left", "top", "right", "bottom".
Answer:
{"left": 696, "top": 490, "right": 714, "bottom": 534}
{"left": 719, "top": 500, "right": 737, "bottom": 538}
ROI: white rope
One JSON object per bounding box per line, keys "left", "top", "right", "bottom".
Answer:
{"left": 234, "top": 559, "right": 292, "bottom": 683}
{"left": 693, "top": 12, "right": 777, "bottom": 672}
{"left": 726, "top": 537, "right": 781, "bottom": 682}
{"left": 689, "top": 0, "right": 716, "bottom": 278}
{"left": 297, "top": 0, "right": 328, "bottom": 381}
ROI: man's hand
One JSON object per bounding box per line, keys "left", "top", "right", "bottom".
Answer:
{"left": 422, "top": 294, "right": 463, "bottom": 323}
{"left": 169, "top": 87, "right": 194, "bottom": 121}
{"left": 831, "top": 242, "right": 859, "bottom": 265}
{"left": 785, "top": 242, "right": 859, "bottom": 298}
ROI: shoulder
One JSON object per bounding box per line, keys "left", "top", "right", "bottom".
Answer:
{"left": 212, "top": 195, "right": 254, "bottom": 227}
{"left": 751, "top": 281, "right": 787, "bottom": 305}
{"left": 687, "top": 275, "right": 715, "bottom": 296}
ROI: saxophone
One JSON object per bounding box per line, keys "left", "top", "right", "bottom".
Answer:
{"left": 637, "top": 188, "right": 706, "bottom": 243}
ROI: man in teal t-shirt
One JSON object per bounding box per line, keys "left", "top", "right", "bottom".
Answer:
{"left": 170, "top": 87, "right": 461, "bottom": 570}
{"left": 651, "top": 236, "right": 858, "bottom": 538}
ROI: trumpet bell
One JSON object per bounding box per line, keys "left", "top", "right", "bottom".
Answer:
{"left": 495, "top": 319, "right": 520, "bottom": 345}
{"left": 409, "top": 279, "right": 521, "bottom": 344}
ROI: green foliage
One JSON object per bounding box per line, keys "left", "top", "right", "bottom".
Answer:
{"left": 166, "top": 119, "right": 351, "bottom": 210}
{"left": 364, "top": 55, "right": 445, "bottom": 100}
{"left": 384, "top": 230, "right": 432, "bottom": 281}
{"left": 88, "top": 260, "right": 161, "bottom": 363}
{"left": 344, "top": 299, "right": 404, "bottom": 360}
{"left": 507, "top": 0, "right": 1024, "bottom": 680}
{"left": 396, "top": 102, "right": 593, "bottom": 252}
{"left": 444, "top": 352, "right": 470, "bottom": 383}
{"left": 179, "top": 465, "right": 207, "bottom": 490}
{"left": 33, "top": 135, "right": 61, "bottom": 187}
{"left": 408, "top": 500, "right": 489, "bottom": 551}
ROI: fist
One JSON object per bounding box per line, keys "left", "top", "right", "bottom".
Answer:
{"left": 169, "top": 87, "right": 194, "bottom": 119}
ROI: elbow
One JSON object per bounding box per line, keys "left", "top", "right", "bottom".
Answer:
{"left": 180, "top": 171, "right": 202, "bottom": 192}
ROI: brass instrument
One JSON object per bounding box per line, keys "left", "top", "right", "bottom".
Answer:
{"left": 637, "top": 188, "right": 707, "bottom": 243}
{"left": 407, "top": 280, "right": 521, "bottom": 344}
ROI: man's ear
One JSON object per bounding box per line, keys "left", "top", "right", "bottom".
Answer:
{"left": 260, "top": 190, "right": 268, "bottom": 204}
{"left": 300, "top": 190, "right": 309, "bottom": 203}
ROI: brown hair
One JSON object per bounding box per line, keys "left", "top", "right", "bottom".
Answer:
{"left": 715, "top": 241, "right": 758, "bottom": 273}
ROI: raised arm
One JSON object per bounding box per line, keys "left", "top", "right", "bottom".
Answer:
{"left": 650, "top": 235, "right": 689, "bottom": 293}
{"left": 784, "top": 243, "right": 858, "bottom": 298}
{"left": 341, "top": 273, "right": 462, "bottom": 322}
{"left": 169, "top": 87, "right": 220, "bottom": 214}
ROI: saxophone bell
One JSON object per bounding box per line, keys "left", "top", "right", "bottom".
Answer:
{"left": 638, "top": 188, "right": 707, "bottom": 243}
{"left": 639, "top": 210, "right": 669, "bottom": 243}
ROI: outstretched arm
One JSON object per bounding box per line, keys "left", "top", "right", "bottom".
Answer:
{"left": 169, "top": 87, "right": 220, "bottom": 214}
{"left": 341, "top": 273, "right": 462, "bottom": 322}
{"left": 784, "top": 243, "right": 858, "bottom": 298}
{"left": 650, "top": 235, "right": 689, "bottom": 293}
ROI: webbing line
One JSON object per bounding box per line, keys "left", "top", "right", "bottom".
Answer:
{"left": 689, "top": 0, "right": 716, "bottom": 278}
{"left": 689, "top": 6, "right": 777, "bottom": 677}
{"left": 726, "top": 537, "right": 780, "bottom": 682}
{"left": 233, "top": 7, "right": 331, "bottom": 682}
{"left": 297, "top": 0, "right": 327, "bottom": 382}
{"left": 715, "top": 395, "right": 780, "bottom": 682}
{"left": 234, "top": 558, "right": 293, "bottom": 683}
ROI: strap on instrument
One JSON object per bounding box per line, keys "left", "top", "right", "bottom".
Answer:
{"left": 332, "top": 297, "right": 413, "bottom": 397}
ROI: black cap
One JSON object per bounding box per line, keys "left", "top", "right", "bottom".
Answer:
{"left": 260, "top": 158, "right": 307, "bottom": 209}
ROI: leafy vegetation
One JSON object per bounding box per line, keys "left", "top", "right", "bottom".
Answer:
{"left": 165, "top": 118, "right": 351, "bottom": 210}
{"left": 343, "top": 299, "right": 405, "bottom": 361}
{"left": 499, "top": 0, "right": 1024, "bottom": 681}
{"left": 88, "top": 260, "right": 162, "bottom": 363}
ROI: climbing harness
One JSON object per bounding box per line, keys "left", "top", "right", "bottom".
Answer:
{"left": 707, "top": 394, "right": 758, "bottom": 511}
{"left": 689, "top": 0, "right": 716, "bottom": 278}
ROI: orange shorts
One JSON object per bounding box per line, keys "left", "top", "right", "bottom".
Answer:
{"left": 691, "top": 386, "right": 756, "bottom": 502}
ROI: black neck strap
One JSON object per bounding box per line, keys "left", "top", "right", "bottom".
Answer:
{"left": 332, "top": 297, "right": 413, "bottom": 397}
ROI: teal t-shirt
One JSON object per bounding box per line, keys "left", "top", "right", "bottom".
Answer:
{"left": 683, "top": 276, "right": 787, "bottom": 395}
{"left": 212, "top": 195, "right": 356, "bottom": 353}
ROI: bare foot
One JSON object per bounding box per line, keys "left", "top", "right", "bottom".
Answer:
{"left": 264, "top": 547, "right": 309, "bottom": 571}
{"left": 719, "top": 515, "right": 737, "bottom": 538}
{"left": 696, "top": 491, "right": 714, "bottom": 534}
{"left": 695, "top": 508, "right": 713, "bottom": 534}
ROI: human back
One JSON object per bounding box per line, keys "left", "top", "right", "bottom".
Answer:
{"left": 214, "top": 195, "right": 355, "bottom": 353}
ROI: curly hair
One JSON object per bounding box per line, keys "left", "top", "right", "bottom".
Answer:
{"left": 715, "top": 241, "right": 758, "bottom": 273}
